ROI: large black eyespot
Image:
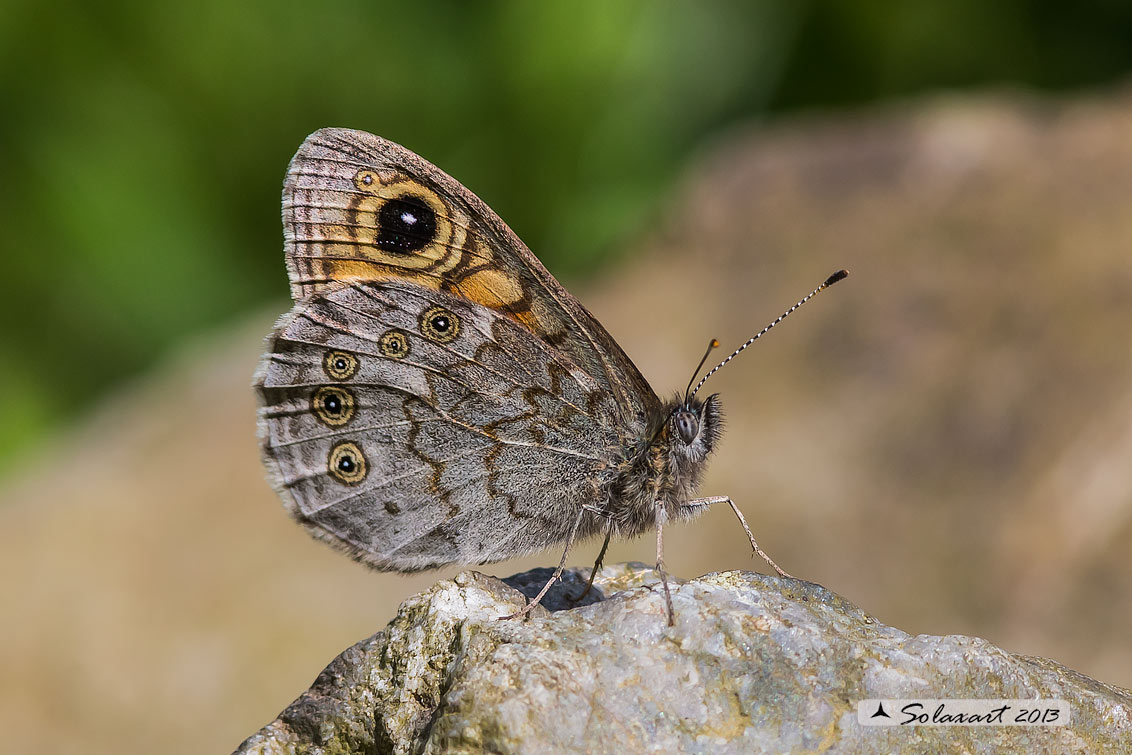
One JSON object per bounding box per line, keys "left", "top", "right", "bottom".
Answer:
{"left": 311, "top": 386, "right": 356, "bottom": 427}
{"left": 674, "top": 410, "right": 699, "bottom": 444}
{"left": 420, "top": 305, "right": 460, "bottom": 344}
{"left": 323, "top": 350, "right": 359, "bottom": 381}
{"left": 376, "top": 195, "right": 437, "bottom": 253}
{"left": 328, "top": 441, "right": 367, "bottom": 485}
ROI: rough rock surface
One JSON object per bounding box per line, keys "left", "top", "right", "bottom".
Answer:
{"left": 235, "top": 564, "right": 1132, "bottom": 754}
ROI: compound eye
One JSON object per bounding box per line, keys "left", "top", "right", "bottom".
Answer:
{"left": 675, "top": 411, "right": 699, "bottom": 444}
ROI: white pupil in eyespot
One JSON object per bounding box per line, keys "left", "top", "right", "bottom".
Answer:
{"left": 400, "top": 211, "right": 417, "bottom": 225}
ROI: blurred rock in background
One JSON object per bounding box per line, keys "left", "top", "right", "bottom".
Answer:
{"left": 2, "top": 86, "right": 1131, "bottom": 754}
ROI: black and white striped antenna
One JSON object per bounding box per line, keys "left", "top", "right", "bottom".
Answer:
{"left": 689, "top": 269, "right": 849, "bottom": 400}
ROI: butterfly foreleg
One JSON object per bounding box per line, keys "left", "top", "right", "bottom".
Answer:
{"left": 681, "top": 496, "right": 793, "bottom": 579}
{"left": 499, "top": 505, "right": 587, "bottom": 621}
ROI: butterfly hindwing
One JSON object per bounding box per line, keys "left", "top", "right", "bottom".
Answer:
{"left": 256, "top": 279, "right": 622, "bottom": 570}
{"left": 283, "top": 127, "right": 660, "bottom": 426}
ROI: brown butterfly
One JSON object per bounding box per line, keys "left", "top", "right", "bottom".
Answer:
{"left": 255, "top": 128, "right": 846, "bottom": 624}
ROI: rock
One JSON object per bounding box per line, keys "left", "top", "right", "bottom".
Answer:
{"left": 234, "top": 564, "right": 1132, "bottom": 754}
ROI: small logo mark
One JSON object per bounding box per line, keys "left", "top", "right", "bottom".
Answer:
{"left": 858, "top": 699, "right": 1070, "bottom": 727}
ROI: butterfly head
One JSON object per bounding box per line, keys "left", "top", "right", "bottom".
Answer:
{"left": 669, "top": 393, "right": 722, "bottom": 462}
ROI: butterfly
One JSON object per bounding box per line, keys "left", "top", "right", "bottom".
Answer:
{"left": 255, "top": 128, "right": 846, "bottom": 624}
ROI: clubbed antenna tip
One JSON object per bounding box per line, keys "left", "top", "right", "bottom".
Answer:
{"left": 825, "top": 269, "right": 849, "bottom": 286}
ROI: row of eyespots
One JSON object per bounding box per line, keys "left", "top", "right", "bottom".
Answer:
{"left": 319, "top": 349, "right": 365, "bottom": 483}
{"left": 315, "top": 306, "right": 462, "bottom": 486}
{"left": 377, "top": 306, "right": 461, "bottom": 362}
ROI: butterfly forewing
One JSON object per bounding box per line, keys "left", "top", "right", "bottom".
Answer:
{"left": 256, "top": 279, "right": 624, "bottom": 571}
{"left": 282, "top": 128, "right": 661, "bottom": 426}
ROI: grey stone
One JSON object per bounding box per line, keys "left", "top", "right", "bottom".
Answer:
{"left": 234, "top": 564, "right": 1132, "bottom": 754}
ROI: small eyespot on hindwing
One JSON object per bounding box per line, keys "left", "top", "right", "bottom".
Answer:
{"left": 327, "top": 441, "right": 367, "bottom": 485}
{"left": 420, "top": 305, "right": 460, "bottom": 344}
{"left": 311, "top": 385, "right": 356, "bottom": 427}
{"left": 379, "top": 329, "right": 411, "bottom": 359}
{"left": 323, "top": 350, "right": 359, "bottom": 381}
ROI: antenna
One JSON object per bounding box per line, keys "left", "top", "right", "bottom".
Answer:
{"left": 684, "top": 338, "right": 720, "bottom": 404}
{"left": 690, "top": 269, "right": 849, "bottom": 399}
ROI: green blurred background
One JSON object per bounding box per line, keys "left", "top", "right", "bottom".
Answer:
{"left": 3, "top": 0, "right": 1132, "bottom": 474}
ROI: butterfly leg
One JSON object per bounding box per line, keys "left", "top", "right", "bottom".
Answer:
{"left": 499, "top": 506, "right": 586, "bottom": 621}
{"left": 654, "top": 502, "right": 675, "bottom": 626}
{"left": 682, "top": 496, "right": 793, "bottom": 579}
{"left": 570, "top": 522, "right": 612, "bottom": 603}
